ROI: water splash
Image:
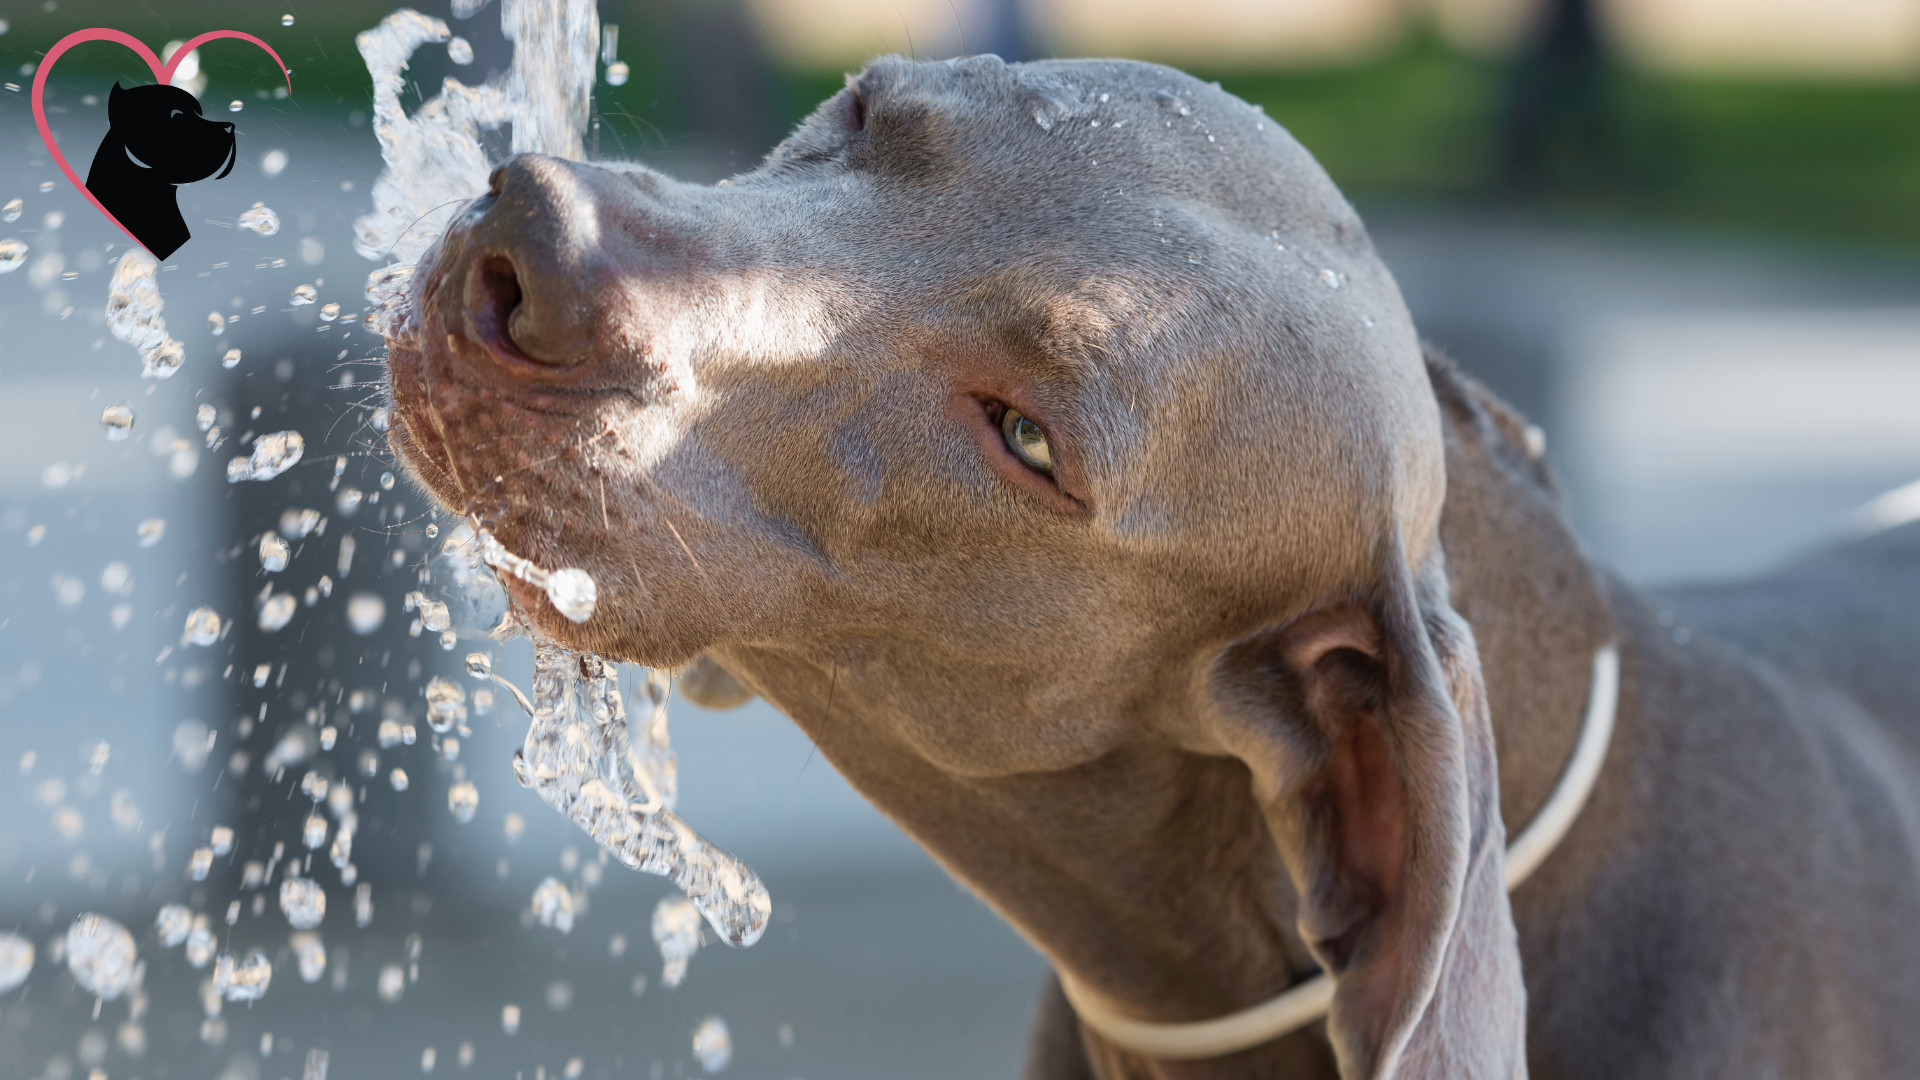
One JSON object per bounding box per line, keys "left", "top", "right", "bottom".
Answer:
{"left": 354, "top": 0, "right": 599, "bottom": 338}
{"left": 106, "top": 250, "right": 186, "bottom": 380}
{"left": 516, "top": 641, "right": 769, "bottom": 947}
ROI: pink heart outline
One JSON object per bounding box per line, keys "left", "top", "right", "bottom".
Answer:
{"left": 31, "top": 28, "right": 294, "bottom": 256}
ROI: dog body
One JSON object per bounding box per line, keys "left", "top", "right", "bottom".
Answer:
{"left": 382, "top": 55, "right": 1920, "bottom": 1078}
{"left": 86, "top": 82, "right": 236, "bottom": 258}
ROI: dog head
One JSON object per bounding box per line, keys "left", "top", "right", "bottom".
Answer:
{"left": 387, "top": 56, "right": 1522, "bottom": 1077}
{"left": 106, "top": 82, "right": 236, "bottom": 184}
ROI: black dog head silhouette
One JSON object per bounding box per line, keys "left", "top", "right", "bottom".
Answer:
{"left": 85, "top": 82, "right": 237, "bottom": 259}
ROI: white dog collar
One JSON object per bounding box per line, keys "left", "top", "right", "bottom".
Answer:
{"left": 1057, "top": 644, "right": 1621, "bottom": 1061}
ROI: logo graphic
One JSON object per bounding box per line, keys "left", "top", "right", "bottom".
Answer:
{"left": 87, "top": 83, "right": 237, "bottom": 258}
{"left": 31, "top": 29, "right": 292, "bottom": 258}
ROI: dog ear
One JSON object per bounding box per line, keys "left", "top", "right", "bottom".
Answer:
{"left": 1213, "top": 540, "right": 1525, "bottom": 1078}
{"left": 108, "top": 82, "right": 126, "bottom": 130}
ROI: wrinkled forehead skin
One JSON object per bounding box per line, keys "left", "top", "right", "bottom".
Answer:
{"left": 386, "top": 54, "right": 1442, "bottom": 774}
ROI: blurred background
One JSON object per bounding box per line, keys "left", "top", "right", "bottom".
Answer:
{"left": 0, "top": 0, "right": 1918, "bottom": 1078}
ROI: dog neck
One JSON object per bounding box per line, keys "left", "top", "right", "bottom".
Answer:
{"left": 724, "top": 355, "right": 1617, "bottom": 1078}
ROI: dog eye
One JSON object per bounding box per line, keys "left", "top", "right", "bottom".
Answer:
{"left": 999, "top": 408, "right": 1053, "bottom": 474}
{"left": 169, "top": 109, "right": 182, "bottom": 119}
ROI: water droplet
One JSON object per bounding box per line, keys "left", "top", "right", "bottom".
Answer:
{"left": 545, "top": 567, "right": 596, "bottom": 623}
{"left": 503, "top": 813, "right": 525, "bottom": 844}
{"left": 0, "top": 199, "right": 19, "bottom": 223}
{"left": 290, "top": 932, "right": 326, "bottom": 982}
{"left": 66, "top": 914, "right": 137, "bottom": 999}
{"left": 424, "top": 676, "right": 467, "bottom": 732}
{"left": 419, "top": 598, "right": 452, "bottom": 634}
{"left": 189, "top": 846, "right": 214, "bottom": 880}
{"left": 222, "top": 347, "right": 242, "bottom": 368}
{"left": 424, "top": 521, "right": 439, "bottom": 538}
{"left": 229, "top": 99, "right": 244, "bottom": 113}
{"left": 258, "top": 592, "right": 298, "bottom": 633}
{"left": 228, "top": 430, "right": 304, "bottom": 483}
{"left": 0, "top": 238, "right": 26, "bottom": 273}
{"left": 379, "top": 470, "right": 396, "bottom": 490}
{"left": 501, "top": 1003, "right": 521, "bottom": 1035}
{"left": 213, "top": 949, "right": 271, "bottom": 1001}
{"left": 290, "top": 283, "right": 317, "bottom": 306}
{"left": 156, "top": 904, "right": 193, "bottom": 947}
{"left": 390, "top": 767, "right": 410, "bottom": 792}
{"left": 448, "top": 36, "right": 474, "bottom": 65}
{"left": 238, "top": 202, "right": 280, "bottom": 235}
{"left": 260, "top": 533, "right": 291, "bottom": 573}
{"left": 319, "top": 302, "right": 340, "bottom": 322}
{"left": 210, "top": 825, "right": 234, "bottom": 854}
{"left": 208, "top": 310, "right": 226, "bottom": 336}
{"left": 137, "top": 518, "right": 166, "bottom": 547}
{"left": 335, "top": 487, "right": 364, "bottom": 516}
{"left": 281, "top": 13, "right": 296, "bottom": 27}
{"left": 465, "top": 654, "right": 492, "bottom": 680}
{"left": 185, "top": 915, "right": 216, "bottom": 968}
{"left": 606, "top": 60, "right": 630, "bottom": 86}
{"left": 279, "top": 878, "right": 325, "bottom": 929}
{"left": 448, "top": 780, "right": 479, "bottom": 823}
{"left": 532, "top": 877, "right": 575, "bottom": 933}
{"left": 1319, "top": 268, "right": 1343, "bottom": 289}
{"left": 183, "top": 607, "right": 223, "bottom": 646}
{"left": 653, "top": 895, "right": 700, "bottom": 988}
{"left": 0, "top": 933, "right": 33, "bottom": 992}
{"left": 100, "top": 403, "right": 134, "bottom": 441}
{"left": 279, "top": 508, "right": 322, "bottom": 539}
{"left": 347, "top": 593, "right": 385, "bottom": 634}
{"left": 691, "top": 1016, "right": 732, "bottom": 1073}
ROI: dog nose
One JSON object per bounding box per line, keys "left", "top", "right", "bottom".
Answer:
{"left": 456, "top": 154, "right": 602, "bottom": 367}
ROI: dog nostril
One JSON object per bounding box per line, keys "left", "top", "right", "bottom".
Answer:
{"left": 476, "top": 255, "right": 527, "bottom": 354}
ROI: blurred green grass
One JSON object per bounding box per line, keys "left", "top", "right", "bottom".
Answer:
{"left": 1205, "top": 38, "right": 1920, "bottom": 250}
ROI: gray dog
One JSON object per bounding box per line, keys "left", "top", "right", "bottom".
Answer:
{"left": 383, "top": 55, "right": 1920, "bottom": 1079}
